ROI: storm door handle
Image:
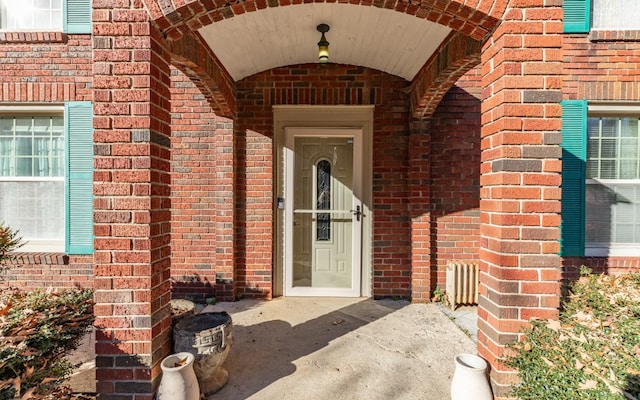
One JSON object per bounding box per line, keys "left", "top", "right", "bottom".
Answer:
{"left": 350, "top": 205, "right": 362, "bottom": 222}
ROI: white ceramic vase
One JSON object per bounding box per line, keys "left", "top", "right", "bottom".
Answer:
{"left": 157, "top": 352, "right": 200, "bottom": 400}
{"left": 450, "top": 353, "right": 493, "bottom": 400}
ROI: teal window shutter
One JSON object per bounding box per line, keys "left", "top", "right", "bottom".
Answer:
{"left": 564, "top": 0, "right": 590, "bottom": 33}
{"left": 64, "top": 0, "right": 92, "bottom": 34}
{"left": 560, "top": 100, "right": 587, "bottom": 257}
{"left": 65, "top": 102, "right": 94, "bottom": 255}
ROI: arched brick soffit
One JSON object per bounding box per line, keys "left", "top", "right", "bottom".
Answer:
{"left": 410, "top": 31, "right": 481, "bottom": 119}
{"left": 143, "top": 0, "right": 504, "bottom": 42}
{"left": 142, "top": 0, "right": 505, "bottom": 119}
{"left": 167, "top": 32, "right": 235, "bottom": 118}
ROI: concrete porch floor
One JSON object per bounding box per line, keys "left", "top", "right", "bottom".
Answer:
{"left": 205, "top": 297, "right": 477, "bottom": 399}
{"left": 68, "top": 297, "right": 479, "bottom": 399}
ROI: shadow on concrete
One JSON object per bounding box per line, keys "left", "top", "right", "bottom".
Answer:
{"left": 207, "top": 297, "right": 475, "bottom": 400}
{"left": 64, "top": 328, "right": 96, "bottom": 394}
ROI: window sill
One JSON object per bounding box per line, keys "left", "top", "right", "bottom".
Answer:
{"left": 590, "top": 30, "right": 640, "bottom": 42}
{"left": 4, "top": 253, "right": 69, "bottom": 265}
{"left": 0, "top": 31, "right": 66, "bottom": 43}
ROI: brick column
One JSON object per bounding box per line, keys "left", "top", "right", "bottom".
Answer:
{"left": 409, "top": 119, "right": 432, "bottom": 302}
{"left": 214, "top": 117, "right": 236, "bottom": 301}
{"left": 169, "top": 69, "right": 235, "bottom": 302}
{"left": 478, "top": 1, "right": 563, "bottom": 397}
{"left": 93, "top": 3, "right": 172, "bottom": 398}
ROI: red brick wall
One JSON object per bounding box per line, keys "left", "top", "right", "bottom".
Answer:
{"left": 564, "top": 34, "right": 640, "bottom": 101}
{"left": 408, "top": 67, "right": 483, "bottom": 302}
{"left": 169, "top": 64, "right": 484, "bottom": 302}
{"left": 170, "top": 67, "right": 234, "bottom": 301}
{"left": 0, "top": 34, "right": 92, "bottom": 102}
{"left": 430, "top": 69, "right": 482, "bottom": 290}
{"left": 0, "top": 34, "right": 93, "bottom": 290}
{"left": 235, "top": 63, "right": 413, "bottom": 299}
{"left": 0, "top": 255, "right": 93, "bottom": 289}
{"left": 562, "top": 33, "right": 640, "bottom": 278}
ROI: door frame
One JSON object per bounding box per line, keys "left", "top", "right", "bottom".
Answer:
{"left": 273, "top": 106, "right": 374, "bottom": 297}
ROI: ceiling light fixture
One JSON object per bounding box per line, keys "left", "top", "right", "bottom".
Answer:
{"left": 316, "top": 24, "right": 330, "bottom": 63}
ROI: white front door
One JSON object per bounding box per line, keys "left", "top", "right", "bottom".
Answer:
{"left": 284, "top": 128, "right": 362, "bottom": 296}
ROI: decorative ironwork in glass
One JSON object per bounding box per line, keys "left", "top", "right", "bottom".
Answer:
{"left": 316, "top": 160, "right": 331, "bottom": 241}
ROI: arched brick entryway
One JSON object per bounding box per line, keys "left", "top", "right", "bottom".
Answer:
{"left": 92, "top": 0, "right": 562, "bottom": 397}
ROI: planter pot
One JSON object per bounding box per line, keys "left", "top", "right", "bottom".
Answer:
{"left": 157, "top": 352, "right": 200, "bottom": 400}
{"left": 170, "top": 299, "right": 197, "bottom": 328}
{"left": 174, "top": 311, "right": 233, "bottom": 395}
{"left": 450, "top": 354, "right": 493, "bottom": 400}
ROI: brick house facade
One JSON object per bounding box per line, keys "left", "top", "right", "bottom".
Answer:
{"left": 0, "top": 0, "right": 639, "bottom": 398}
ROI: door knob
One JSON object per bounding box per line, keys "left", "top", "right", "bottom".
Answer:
{"left": 350, "top": 205, "right": 362, "bottom": 222}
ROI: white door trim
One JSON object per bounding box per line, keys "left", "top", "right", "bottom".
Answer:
{"left": 273, "top": 105, "right": 374, "bottom": 298}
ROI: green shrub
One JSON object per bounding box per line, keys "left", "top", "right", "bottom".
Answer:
{"left": 505, "top": 270, "right": 640, "bottom": 400}
{"left": 0, "top": 288, "right": 94, "bottom": 398}
{"left": 0, "top": 223, "right": 94, "bottom": 398}
{"left": 0, "top": 224, "right": 24, "bottom": 270}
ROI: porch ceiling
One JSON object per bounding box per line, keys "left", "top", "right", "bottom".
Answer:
{"left": 198, "top": 3, "right": 452, "bottom": 82}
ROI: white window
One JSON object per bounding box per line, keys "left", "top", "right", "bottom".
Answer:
{"left": 0, "top": 0, "right": 63, "bottom": 31}
{"left": 0, "top": 109, "right": 65, "bottom": 252}
{"left": 586, "top": 110, "right": 640, "bottom": 256}
{"left": 592, "top": 0, "right": 640, "bottom": 30}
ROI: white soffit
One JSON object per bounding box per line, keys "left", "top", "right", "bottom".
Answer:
{"left": 198, "top": 3, "right": 452, "bottom": 82}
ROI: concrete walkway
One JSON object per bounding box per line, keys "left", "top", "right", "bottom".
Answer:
{"left": 203, "top": 297, "right": 477, "bottom": 400}
{"left": 67, "top": 297, "right": 478, "bottom": 399}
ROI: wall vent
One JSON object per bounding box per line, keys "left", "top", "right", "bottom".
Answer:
{"left": 445, "top": 262, "right": 479, "bottom": 310}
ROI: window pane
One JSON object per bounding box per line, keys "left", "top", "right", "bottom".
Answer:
{"left": 33, "top": 117, "right": 51, "bottom": 137}
{"left": 0, "top": 118, "right": 13, "bottom": 136}
{"left": 14, "top": 117, "right": 31, "bottom": 136}
{"left": 0, "top": 116, "right": 64, "bottom": 177}
{"left": 586, "top": 112, "right": 640, "bottom": 252}
{"left": 51, "top": 116, "right": 63, "bottom": 135}
{"left": 0, "top": 114, "right": 65, "bottom": 248}
{"left": 620, "top": 118, "right": 638, "bottom": 138}
{"left": 620, "top": 160, "right": 638, "bottom": 179}
{"left": 15, "top": 137, "right": 32, "bottom": 157}
{"left": 587, "top": 116, "right": 640, "bottom": 180}
{"left": 0, "top": 181, "right": 64, "bottom": 241}
{"left": 50, "top": 10, "right": 61, "bottom": 27}
{"left": 593, "top": 0, "right": 640, "bottom": 30}
{"left": 586, "top": 160, "right": 599, "bottom": 179}
{"left": 34, "top": 10, "right": 49, "bottom": 27}
{"left": 600, "top": 138, "right": 616, "bottom": 159}
{"left": 620, "top": 139, "right": 638, "bottom": 159}
{"left": 0, "top": 0, "right": 62, "bottom": 31}
{"left": 615, "top": 224, "right": 635, "bottom": 242}
{"left": 587, "top": 137, "right": 600, "bottom": 160}
{"left": 600, "top": 160, "right": 616, "bottom": 179}
{"left": 601, "top": 118, "right": 617, "bottom": 138}
{"left": 586, "top": 183, "right": 640, "bottom": 246}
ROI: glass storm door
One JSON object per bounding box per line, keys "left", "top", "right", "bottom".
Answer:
{"left": 284, "top": 129, "right": 362, "bottom": 296}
